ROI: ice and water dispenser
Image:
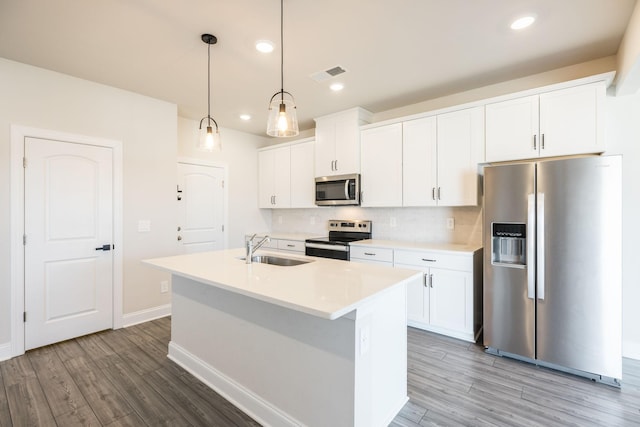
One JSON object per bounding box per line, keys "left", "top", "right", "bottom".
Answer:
{"left": 491, "top": 223, "right": 527, "bottom": 267}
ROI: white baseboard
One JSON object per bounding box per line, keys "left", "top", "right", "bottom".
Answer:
{"left": 623, "top": 340, "right": 640, "bottom": 361}
{"left": 122, "top": 304, "right": 171, "bottom": 328}
{"left": 168, "top": 341, "right": 301, "bottom": 427}
{"left": 0, "top": 342, "right": 11, "bottom": 362}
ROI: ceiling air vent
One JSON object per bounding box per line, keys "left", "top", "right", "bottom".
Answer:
{"left": 310, "top": 65, "right": 347, "bottom": 83}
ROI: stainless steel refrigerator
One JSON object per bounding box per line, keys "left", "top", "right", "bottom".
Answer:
{"left": 483, "top": 155, "right": 622, "bottom": 385}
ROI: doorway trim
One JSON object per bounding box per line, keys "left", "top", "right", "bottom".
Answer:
{"left": 10, "top": 125, "right": 124, "bottom": 357}
{"left": 177, "top": 157, "right": 229, "bottom": 250}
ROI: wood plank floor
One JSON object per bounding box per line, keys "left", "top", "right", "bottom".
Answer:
{"left": 1, "top": 318, "right": 639, "bottom": 426}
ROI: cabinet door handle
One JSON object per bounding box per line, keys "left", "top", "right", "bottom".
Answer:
{"left": 422, "top": 258, "right": 436, "bottom": 262}
{"left": 273, "top": 195, "right": 276, "bottom": 205}
{"left": 286, "top": 244, "right": 295, "bottom": 248}
{"left": 533, "top": 134, "right": 537, "bottom": 150}
{"left": 429, "top": 273, "right": 434, "bottom": 288}
{"left": 432, "top": 187, "right": 436, "bottom": 201}
{"left": 437, "top": 187, "right": 441, "bottom": 200}
{"left": 541, "top": 134, "right": 545, "bottom": 150}
{"left": 334, "top": 159, "right": 338, "bottom": 171}
{"left": 423, "top": 273, "right": 428, "bottom": 287}
{"left": 364, "top": 252, "right": 376, "bottom": 256}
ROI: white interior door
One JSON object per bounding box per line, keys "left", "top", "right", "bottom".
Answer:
{"left": 24, "top": 137, "right": 114, "bottom": 350}
{"left": 177, "top": 163, "right": 225, "bottom": 253}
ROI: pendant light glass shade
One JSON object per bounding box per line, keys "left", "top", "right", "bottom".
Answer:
{"left": 267, "top": 91, "right": 298, "bottom": 137}
{"left": 198, "top": 117, "right": 221, "bottom": 151}
{"left": 197, "top": 33, "right": 222, "bottom": 151}
{"left": 266, "top": 0, "right": 299, "bottom": 137}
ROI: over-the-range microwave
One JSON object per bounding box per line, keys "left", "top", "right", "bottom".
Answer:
{"left": 315, "top": 173, "right": 360, "bottom": 206}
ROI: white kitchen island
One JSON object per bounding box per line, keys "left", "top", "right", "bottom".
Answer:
{"left": 144, "top": 248, "right": 421, "bottom": 427}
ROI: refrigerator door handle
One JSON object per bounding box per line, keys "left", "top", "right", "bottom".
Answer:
{"left": 537, "top": 192, "right": 545, "bottom": 300}
{"left": 527, "top": 194, "right": 536, "bottom": 299}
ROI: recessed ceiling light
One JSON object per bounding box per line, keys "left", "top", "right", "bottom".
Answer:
{"left": 240, "top": 114, "right": 252, "bottom": 121}
{"left": 255, "top": 40, "right": 274, "bottom": 53}
{"left": 330, "top": 83, "right": 344, "bottom": 92}
{"left": 510, "top": 16, "right": 536, "bottom": 30}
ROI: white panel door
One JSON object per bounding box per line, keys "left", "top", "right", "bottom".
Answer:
{"left": 25, "top": 137, "right": 113, "bottom": 350}
{"left": 177, "top": 163, "right": 224, "bottom": 253}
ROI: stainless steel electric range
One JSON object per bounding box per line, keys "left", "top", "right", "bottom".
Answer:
{"left": 305, "top": 220, "right": 372, "bottom": 261}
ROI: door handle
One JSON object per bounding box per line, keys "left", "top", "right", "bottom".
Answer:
{"left": 527, "top": 194, "right": 535, "bottom": 299}
{"left": 95, "top": 244, "right": 113, "bottom": 251}
{"left": 537, "top": 193, "right": 545, "bottom": 300}
{"left": 177, "top": 236, "right": 182, "bottom": 241}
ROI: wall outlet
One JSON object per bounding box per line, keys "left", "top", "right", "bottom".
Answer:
{"left": 446, "top": 217, "right": 455, "bottom": 230}
{"left": 160, "top": 280, "right": 169, "bottom": 293}
{"left": 390, "top": 217, "right": 397, "bottom": 227}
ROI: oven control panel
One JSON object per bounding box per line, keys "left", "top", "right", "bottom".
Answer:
{"left": 328, "top": 220, "right": 372, "bottom": 233}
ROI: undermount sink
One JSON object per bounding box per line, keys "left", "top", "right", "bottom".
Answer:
{"left": 238, "top": 255, "right": 312, "bottom": 266}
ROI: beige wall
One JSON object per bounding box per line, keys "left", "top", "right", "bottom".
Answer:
{"left": 604, "top": 92, "right": 640, "bottom": 358}
{"left": 0, "top": 58, "right": 178, "bottom": 343}
{"left": 177, "top": 118, "right": 272, "bottom": 248}
{"left": 616, "top": 1, "right": 640, "bottom": 95}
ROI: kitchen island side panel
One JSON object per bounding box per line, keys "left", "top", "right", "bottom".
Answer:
{"left": 168, "top": 274, "right": 408, "bottom": 427}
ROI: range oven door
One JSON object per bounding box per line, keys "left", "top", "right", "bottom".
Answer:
{"left": 305, "top": 242, "right": 349, "bottom": 261}
{"left": 315, "top": 174, "right": 360, "bottom": 206}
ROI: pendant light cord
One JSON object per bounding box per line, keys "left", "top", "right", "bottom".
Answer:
{"left": 280, "top": 0, "right": 284, "bottom": 102}
{"left": 207, "top": 41, "right": 211, "bottom": 120}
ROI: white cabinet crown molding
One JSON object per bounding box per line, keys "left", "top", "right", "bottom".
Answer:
{"left": 359, "top": 71, "right": 615, "bottom": 131}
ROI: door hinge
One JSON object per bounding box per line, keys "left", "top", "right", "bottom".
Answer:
{"left": 23, "top": 312, "right": 26, "bottom": 322}
{"left": 23, "top": 234, "right": 26, "bottom": 245}
{"left": 23, "top": 157, "right": 27, "bottom": 168}
{"left": 221, "top": 225, "right": 224, "bottom": 232}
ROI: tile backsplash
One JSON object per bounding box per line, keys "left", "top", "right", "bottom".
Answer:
{"left": 271, "top": 206, "right": 483, "bottom": 246}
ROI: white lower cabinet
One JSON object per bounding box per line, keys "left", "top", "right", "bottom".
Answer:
{"left": 394, "top": 248, "right": 482, "bottom": 342}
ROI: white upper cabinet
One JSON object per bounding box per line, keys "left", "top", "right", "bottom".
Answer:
{"left": 259, "top": 139, "right": 315, "bottom": 209}
{"left": 485, "top": 95, "right": 539, "bottom": 162}
{"left": 485, "top": 82, "right": 605, "bottom": 162}
{"left": 436, "top": 107, "right": 484, "bottom": 206}
{"left": 360, "top": 123, "right": 403, "bottom": 207}
{"left": 290, "top": 141, "right": 316, "bottom": 208}
{"left": 315, "top": 108, "right": 372, "bottom": 177}
{"left": 403, "top": 116, "right": 437, "bottom": 206}
{"left": 258, "top": 146, "right": 291, "bottom": 208}
{"left": 400, "top": 107, "right": 483, "bottom": 207}
{"left": 538, "top": 83, "right": 604, "bottom": 157}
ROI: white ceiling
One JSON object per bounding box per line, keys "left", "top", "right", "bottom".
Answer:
{"left": 0, "top": 0, "right": 636, "bottom": 137}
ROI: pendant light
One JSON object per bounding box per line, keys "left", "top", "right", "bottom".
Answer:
{"left": 198, "top": 33, "right": 222, "bottom": 151}
{"left": 266, "top": 0, "right": 299, "bottom": 137}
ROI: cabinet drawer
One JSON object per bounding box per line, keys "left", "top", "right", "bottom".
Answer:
{"left": 394, "top": 250, "right": 471, "bottom": 272}
{"left": 350, "top": 246, "right": 394, "bottom": 263}
{"left": 277, "top": 239, "right": 305, "bottom": 253}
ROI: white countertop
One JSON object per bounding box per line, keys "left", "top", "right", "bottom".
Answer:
{"left": 143, "top": 248, "right": 420, "bottom": 320}
{"left": 350, "top": 239, "right": 483, "bottom": 255}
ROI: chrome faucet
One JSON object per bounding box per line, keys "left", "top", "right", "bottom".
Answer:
{"left": 246, "top": 234, "right": 270, "bottom": 264}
